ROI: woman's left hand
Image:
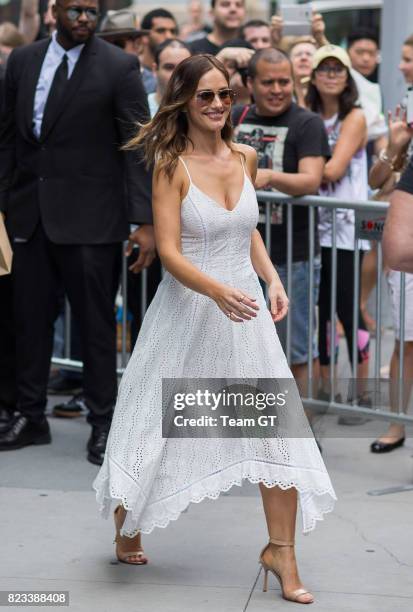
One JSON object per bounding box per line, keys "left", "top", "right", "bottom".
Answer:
{"left": 268, "top": 279, "right": 289, "bottom": 322}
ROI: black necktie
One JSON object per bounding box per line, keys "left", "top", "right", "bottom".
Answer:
{"left": 40, "top": 54, "right": 69, "bottom": 138}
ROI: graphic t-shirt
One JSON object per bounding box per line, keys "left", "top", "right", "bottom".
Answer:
{"left": 318, "top": 113, "right": 370, "bottom": 251}
{"left": 189, "top": 36, "right": 220, "bottom": 56}
{"left": 232, "top": 103, "right": 330, "bottom": 264}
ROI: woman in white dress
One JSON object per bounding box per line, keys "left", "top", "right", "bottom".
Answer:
{"left": 93, "top": 54, "right": 336, "bottom": 605}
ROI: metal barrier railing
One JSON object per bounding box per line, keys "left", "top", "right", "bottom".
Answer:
{"left": 51, "top": 192, "right": 413, "bottom": 426}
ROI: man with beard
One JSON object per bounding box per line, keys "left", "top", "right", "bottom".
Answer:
{"left": 139, "top": 8, "right": 178, "bottom": 93}
{"left": 0, "top": 0, "right": 154, "bottom": 464}
{"left": 190, "top": 0, "right": 245, "bottom": 55}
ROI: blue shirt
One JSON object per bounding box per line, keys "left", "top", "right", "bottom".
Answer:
{"left": 141, "top": 66, "right": 157, "bottom": 95}
{"left": 33, "top": 32, "right": 85, "bottom": 139}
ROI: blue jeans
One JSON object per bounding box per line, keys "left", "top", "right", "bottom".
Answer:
{"left": 275, "top": 256, "right": 321, "bottom": 365}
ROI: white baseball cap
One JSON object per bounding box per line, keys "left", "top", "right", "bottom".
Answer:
{"left": 312, "top": 44, "right": 352, "bottom": 71}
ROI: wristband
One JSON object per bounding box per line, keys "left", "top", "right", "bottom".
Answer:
{"left": 379, "top": 149, "right": 396, "bottom": 170}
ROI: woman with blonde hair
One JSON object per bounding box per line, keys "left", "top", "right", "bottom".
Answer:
{"left": 93, "top": 54, "right": 336, "bottom": 605}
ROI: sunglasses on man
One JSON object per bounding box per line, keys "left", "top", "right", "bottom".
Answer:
{"left": 57, "top": 4, "right": 100, "bottom": 22}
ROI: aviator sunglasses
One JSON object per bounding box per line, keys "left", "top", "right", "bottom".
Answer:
{"left": 58, "top": 4, "right": 100, "bottom": 21}
{"left": 195, "top": 88, "right": 236, "bottom": 106}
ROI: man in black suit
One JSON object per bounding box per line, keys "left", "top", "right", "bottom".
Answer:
{"left": 0, "top": 0, "right": 154, "bottom": 464}
{"left": 0, "top": 59, "right": 17, "bottom": 432}
{"left": 0, "top": 265, "right": 16, "bottom": 433}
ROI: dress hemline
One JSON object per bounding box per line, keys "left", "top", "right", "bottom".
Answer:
{"left": 93, "top": 455, "right": 337, "bottom": 537}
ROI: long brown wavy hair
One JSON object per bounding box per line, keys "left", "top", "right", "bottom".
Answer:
{"left": 124, "top": 54, "right": 236, "bottom": 180}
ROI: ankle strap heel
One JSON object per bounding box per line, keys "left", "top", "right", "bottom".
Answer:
{"left": 258, "top": 538, "right": 314, "bottom": 604}
{"left": 269, "top": 538, "right": 294, "bottom": 547}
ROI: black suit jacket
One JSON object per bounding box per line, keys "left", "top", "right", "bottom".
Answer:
{"left": 0, "top": 36, "right": 152, "bottom": 244}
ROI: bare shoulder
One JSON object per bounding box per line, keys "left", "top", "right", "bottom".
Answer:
{"left": 232, "top": 142, "right": 257, "bottom": 177}
{"left": 341, "top": 108, "right": 367, "bottom": 147}
{"left": 153, "top": 157, "right": 190, "bottom": 202}
{"left": 233, "top": 142, "right": 257, "bottom": 162}
{"left": 343, "top": 107, "right": 366, "bottom": 128}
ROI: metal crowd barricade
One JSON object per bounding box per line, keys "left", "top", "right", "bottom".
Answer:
{"left": 257, "top": 191, "right": 413, "bottom": 427}
{"left": 52, "top": 192, "right": 413, "bottom": 427}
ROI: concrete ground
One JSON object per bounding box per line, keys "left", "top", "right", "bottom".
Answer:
{"left": 1, "top": 397, "right": 413, "bottom": 611}
{"left": 1, "top": 318, "right": 413, "bottom": 611}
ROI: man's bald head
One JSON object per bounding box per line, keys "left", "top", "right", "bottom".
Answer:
{"left": 248, "top": 47, "right": 292, "bottom": 80}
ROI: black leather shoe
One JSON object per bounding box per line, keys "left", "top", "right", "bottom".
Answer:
{"left": 0, "top": 414, "right": 51, "bottom": 450}
{"left": 370, "top": 437, "right": 405, "bottom": 453}
{"left": 52, "top": 393, "right": 86, "bottom": 418}
{"left": 0, "top": 408, "right": 16, "bottom": 434}
{"left": 87, "top": 427, "right": 109, "bottom": 465}
{"left": 48, "top": 371, "right": 83, "bottom": 396}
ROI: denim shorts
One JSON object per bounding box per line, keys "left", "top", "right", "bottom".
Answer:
{"left": 275, "top": 256, "right": 321, "bottom": 365}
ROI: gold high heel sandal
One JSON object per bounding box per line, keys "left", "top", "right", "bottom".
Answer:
{"left": 258, "top": 538, "right": 314, "bottom": 604}
{"left": 113, "top": 505, "right": 148, "bottom": 565}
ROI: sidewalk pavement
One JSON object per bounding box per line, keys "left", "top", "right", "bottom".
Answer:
{"left": 1, "top": 330, "right": 413, "bottom": 611}
{"left": 1, "top": 403, "right": 412, "bottom": 612}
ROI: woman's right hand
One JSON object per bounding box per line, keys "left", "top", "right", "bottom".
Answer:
{"left": 388, "top": 106, "right": 413, "bottom": 155}
{"left": 211, "top": 284, "right": 260, "bottom": 323}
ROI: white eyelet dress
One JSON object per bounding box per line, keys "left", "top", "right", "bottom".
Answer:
{"left": 93, "top": 157, "right": 337, "bottom": 537}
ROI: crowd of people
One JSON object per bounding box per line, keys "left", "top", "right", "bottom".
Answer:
{"left": 0, "top": 0, "right": 413, "bottom": 604}
{"left": 0, "top": 0, "right": 412, "bottom": 469}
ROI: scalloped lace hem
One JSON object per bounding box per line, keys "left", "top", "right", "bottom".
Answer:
{"left": 93, "top": 458, "right": 337, "bottom": 537}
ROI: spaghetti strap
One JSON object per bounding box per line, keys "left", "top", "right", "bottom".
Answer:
{"left": 238, "top": 152, "right": 246, "bottom": 173}
{"left": 178, "top": 156, "right": 192, "bottom": 182}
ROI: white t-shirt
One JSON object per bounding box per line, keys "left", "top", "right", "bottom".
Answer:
{"left": 351, "top": 69, "right": 387, "bottom": 142}
{"left": 318, "top": 113, "right": 370, "bottom": 251}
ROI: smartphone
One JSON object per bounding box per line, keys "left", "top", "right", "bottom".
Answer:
{"left": 406, "top": 87, "right": 413, "bottom": 126}
{"left": 281, "top": 3, "right": 312, "bottom": 36}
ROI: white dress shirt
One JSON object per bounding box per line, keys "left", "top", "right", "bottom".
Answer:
{"left": 32, "top": 32, "right": 85, "bottom": 139}
{"left": 147, "top": 92, "right": 159, "bottom": 118}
